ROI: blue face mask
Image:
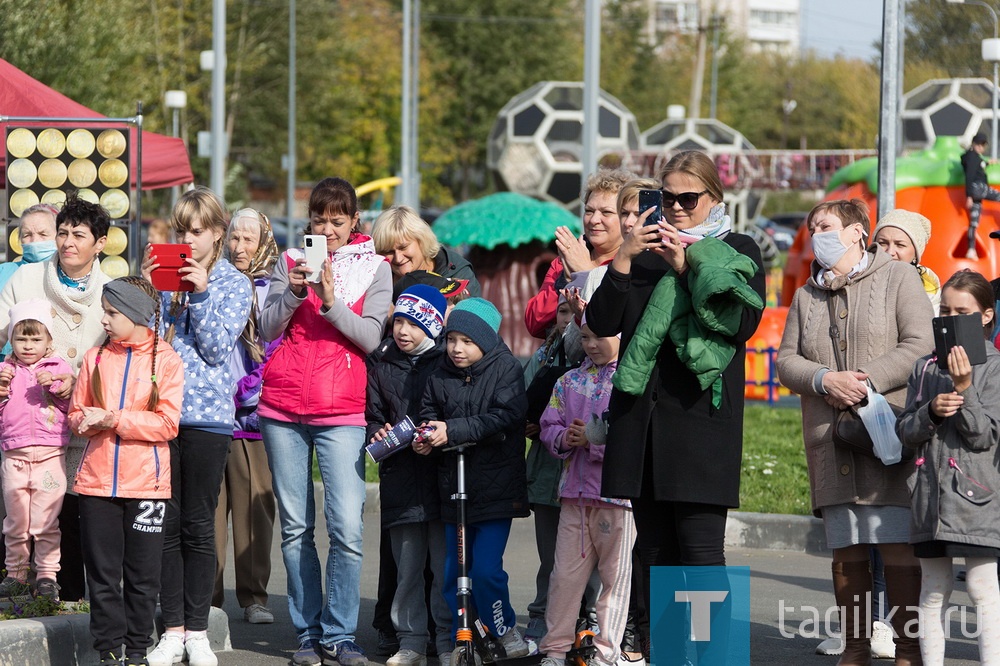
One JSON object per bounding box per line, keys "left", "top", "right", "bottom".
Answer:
{"left": 21, "top": 240, "right": 57, "bottom": 263}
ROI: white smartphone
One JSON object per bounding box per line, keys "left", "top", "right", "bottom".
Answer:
{"left": 303, "top": 235, "right": 327, "bottom": 283}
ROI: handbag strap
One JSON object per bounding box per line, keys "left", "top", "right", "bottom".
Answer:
{"left": 826, "top": 294, "right": 847, "bottom": 373}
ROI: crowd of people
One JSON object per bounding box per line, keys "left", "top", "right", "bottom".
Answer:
{"left": 3, "top": 143, "right": 1000, "bottom": 666}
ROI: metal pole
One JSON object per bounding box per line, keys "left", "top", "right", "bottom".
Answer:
{"left": 709, "top": 15, "right": 720, "bottom": 120}
{"left": 287, "top": 0, "right": 297, "bottom": 247}
{"left": 400, "top": 0, "right": 413, "bottom": 207}
{"left": 582, "top": 0, "right": 600, "bottom": 180}
{"left": 993, "top": 59, "right": 998, "bottom": 159}
{"left": 411, "top": 0, "right": 421, "bottom": 207}
{"left": 210, "top": 0, "right": 227, "bottom": 197}
{"left": 135, "top": 102, "right": 143, "bottom": 274}
{"left": 876, "top": 0, "right": 902, "bottom": 218}
{"left": 171, "top": 108, "right": 180, "bottom": 207}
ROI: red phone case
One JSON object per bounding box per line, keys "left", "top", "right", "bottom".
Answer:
{"left": 149, "top": 244, "right": 194, "bottom": 292}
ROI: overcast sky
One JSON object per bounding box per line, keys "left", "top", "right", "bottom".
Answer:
{"left": 800, "top": 0, "right": 883, "bottom": 61}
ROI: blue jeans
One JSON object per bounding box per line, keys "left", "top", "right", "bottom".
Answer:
{"left": 261, "top": 418, "right": 366, "bottom": 647}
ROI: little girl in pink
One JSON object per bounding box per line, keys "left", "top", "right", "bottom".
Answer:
{"left": 0, "top": 299, "right": 72, "bottom": 601}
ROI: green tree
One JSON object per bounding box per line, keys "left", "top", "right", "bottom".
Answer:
{"left": 420, "top": 0, "right": 580, "bottom": 199}
{"left": 906, "top": 0, "right": 994, "bottom": 78}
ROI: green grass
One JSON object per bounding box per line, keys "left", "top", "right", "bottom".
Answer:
{"left": 313, "top": 404, "right": 813, "bottom": 516}
{"left": 740, "top": 403, "right": 811, "bottom": 515}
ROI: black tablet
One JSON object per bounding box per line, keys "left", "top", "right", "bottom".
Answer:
{"left": 932, "top": 313, "right": 988, "bottom": 370}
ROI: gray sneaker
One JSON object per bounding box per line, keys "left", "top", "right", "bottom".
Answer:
{"left": 499, "top": 628, "right": 529, "bottom": 658}
{"left": 388, "top": 649, "right": 427, "bottom": 666}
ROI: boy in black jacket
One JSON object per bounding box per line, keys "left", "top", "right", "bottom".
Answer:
{"left": 368, "top": 285, "right": 454, "bottom": 666}
{"left": 417, "top": 298, "right": 530, "bottom": 658}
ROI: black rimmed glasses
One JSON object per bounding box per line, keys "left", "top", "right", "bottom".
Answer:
{"left": 662, "top": 189, "right": 709, "bottom": 211}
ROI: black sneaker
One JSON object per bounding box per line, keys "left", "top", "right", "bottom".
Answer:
{"left": 0, "top": 576, "right": 30, "bottom": 599}
{"left": 376, "top": 629, "right": 400, "bottom": 656}
{"left": 34, "top": 578, "right": 61, "bottom": 602}
{"left": 99, "top": 649, "right": 123, "bottom": 665}
{"left": 123, "top": 653, "right": 149, "bottom": 666}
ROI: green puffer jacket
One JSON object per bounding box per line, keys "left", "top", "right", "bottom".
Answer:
{"left": 613, "top": 236, "right": 764, "bottom": 407}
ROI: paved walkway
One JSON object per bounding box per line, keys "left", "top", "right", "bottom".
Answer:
{"left": 212, "top": 488, "right": 982, "bottom": 665}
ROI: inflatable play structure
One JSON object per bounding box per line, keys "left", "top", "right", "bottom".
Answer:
{"left": 744, "top": 136, "right": 1000, "bottom": 402}
{"left": 782, "top": 135, "right": 1000, "bottom": 304}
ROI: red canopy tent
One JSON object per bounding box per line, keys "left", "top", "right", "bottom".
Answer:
{"left": 0, "top": 57, "right": 193, "bottom": 190}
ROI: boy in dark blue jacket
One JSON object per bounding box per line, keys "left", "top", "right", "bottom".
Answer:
{"left": 368, "top": 285, "right": 453, "bottom": 666}
{"left": 417, "top": 298, "right": 530, "bottom": 657}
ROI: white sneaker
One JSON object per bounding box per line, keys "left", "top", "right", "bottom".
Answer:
{"left": 870, "top": 620, "right": 896, "bottom": 659}
{"left": 815, "top": 634, "right": 843, "bottom": 655}
{"left": 147, "top": 633, "right": 185, "bottom": 666}
{"left": 185, "top": 634, "right": 218, "bottom": 666}
{"left": 388, "top": 649, "right": 428, "bottom": 666}
{"left": 499, "top": 628, "right": 529, "bottom": 658}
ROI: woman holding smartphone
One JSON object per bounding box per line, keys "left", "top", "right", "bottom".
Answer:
{"left": 258, "top": 177, "right": 392, "bottom": 666}
{"left": 142, "top": 187, "right": 253, "bottom": 666}
{"left": 586, "top": 151, "right": 765, "bottom": 663}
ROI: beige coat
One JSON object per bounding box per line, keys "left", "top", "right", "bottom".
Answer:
{"left": 777, "top": 249, "right": 934, "bottom": 515}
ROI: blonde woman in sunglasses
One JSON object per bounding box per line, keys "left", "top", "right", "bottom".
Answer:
{"left": 585, "top": 150, "right": 766, "bottom": 663}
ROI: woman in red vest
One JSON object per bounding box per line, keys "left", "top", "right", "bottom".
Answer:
{"left": 258, "top": 177, "right": 392, "bottom": 666}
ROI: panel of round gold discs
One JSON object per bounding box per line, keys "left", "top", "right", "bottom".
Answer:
{"left": 8, "top": 229, "right": 21, "bottom": 256}
{"left": 66, "top": 129, "right": 96, "bottom": 158}
{"left": 104, "top": 225, "right": 128, "bottom": 255}
{"left": 77, "top": 188, "right": 99, "bottom": 205}
{"left": 9, "top": 190, "right": 39, "bottom": 217}
{"left": 98, "top": 159, "right": 128, "bottom": 188}
{"left": 68, "top": 159, "right": 97, "bottom": 188}
{"left": 97, "top": 129, "right": 126, "bottom": 158}
{"left": 100, "top": 190, "right": 130, "bottom": 220}
{"left": 41, "top": 190, "right": 66, "bottom": 207}
{"left": 100, "top": 255, "right": 129, "bottom": 278}
{"left": 7, "top": 158, "right": 37, "bottom": 189}
{"left": 36, "top": 129, "right": 65, "bottom": 158}
{"left": 5, "top": 128, "right": 36, "bottom": 159}
{"left": 38, "top": 159, "right": 68, "bottom": 189}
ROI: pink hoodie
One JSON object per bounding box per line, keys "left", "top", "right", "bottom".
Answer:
{"left": 0, "top": 355, "right": 72, "bottom": 451}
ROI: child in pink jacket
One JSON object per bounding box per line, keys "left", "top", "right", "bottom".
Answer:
{"left": 538, "top": 320, "right": 635, "bottom": 666}
{"left": 0, "top": 299, "right": 72, "bottom": 601}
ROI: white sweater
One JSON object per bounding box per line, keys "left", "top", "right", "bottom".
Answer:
{"left": 0, "top": 257, "right": 111, "bottom": 373}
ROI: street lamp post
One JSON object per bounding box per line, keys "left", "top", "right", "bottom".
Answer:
{"left": 165, "top": 90, "right": 187, "bottom": 207}
{"left": 948, "top": 0, "right": 999, "bottom": 159}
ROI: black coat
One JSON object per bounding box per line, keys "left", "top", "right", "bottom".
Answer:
{"left": 366, "top": 339, "right": 446, "bottom": 529}
{"left": 586, "top": 232, "right": 765, "bottom": 507}
{"left": 419, "top": 342, "right": 530, "bottom": 524}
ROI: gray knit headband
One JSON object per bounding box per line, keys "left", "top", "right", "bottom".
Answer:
{"left": 103, "top": 281, "right": 157, "bottom": 326}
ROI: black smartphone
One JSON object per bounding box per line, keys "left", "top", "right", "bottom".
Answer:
{"left": 638, "top": 189, "right": 663, "bottom": 227}
{"left": 932, "top": 313, "right": 987, "bottom": 370}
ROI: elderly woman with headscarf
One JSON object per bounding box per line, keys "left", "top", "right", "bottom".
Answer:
{"left": 212, "top": 209, "right": 281, "bottom": 626}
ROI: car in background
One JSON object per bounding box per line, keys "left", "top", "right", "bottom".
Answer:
{"left": 768, "top": 211, "right": 808, "bottom": 231}
{"left": 754, "top": 216, "right": 797, "bottom": 252}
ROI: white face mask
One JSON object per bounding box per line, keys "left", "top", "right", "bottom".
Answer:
{"left": 812, "top": 228, "right": 853, "bottom": 270}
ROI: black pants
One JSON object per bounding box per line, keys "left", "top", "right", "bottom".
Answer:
{"left": 57, "top": 493, "right": 87, "bottom": 600}
{"left": 80, "top": 494, "right": 166, "bottom": 654}
{"left": 160, "top": 429, "right": 230, "bottom": 631}
{"left": 633, "top": 495, "right": 729, "bottom": 663}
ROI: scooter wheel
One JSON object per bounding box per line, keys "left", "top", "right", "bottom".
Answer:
{"left": 452, "top": 644, "right": 482, "bottom": 666}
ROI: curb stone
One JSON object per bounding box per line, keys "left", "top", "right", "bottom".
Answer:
{"left": 0, "top": 606, "right": 231, "bottom": 666}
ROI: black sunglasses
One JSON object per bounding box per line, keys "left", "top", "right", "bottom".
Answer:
{"left": 662, "top": 189, "right": 709, "bottom": 211}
